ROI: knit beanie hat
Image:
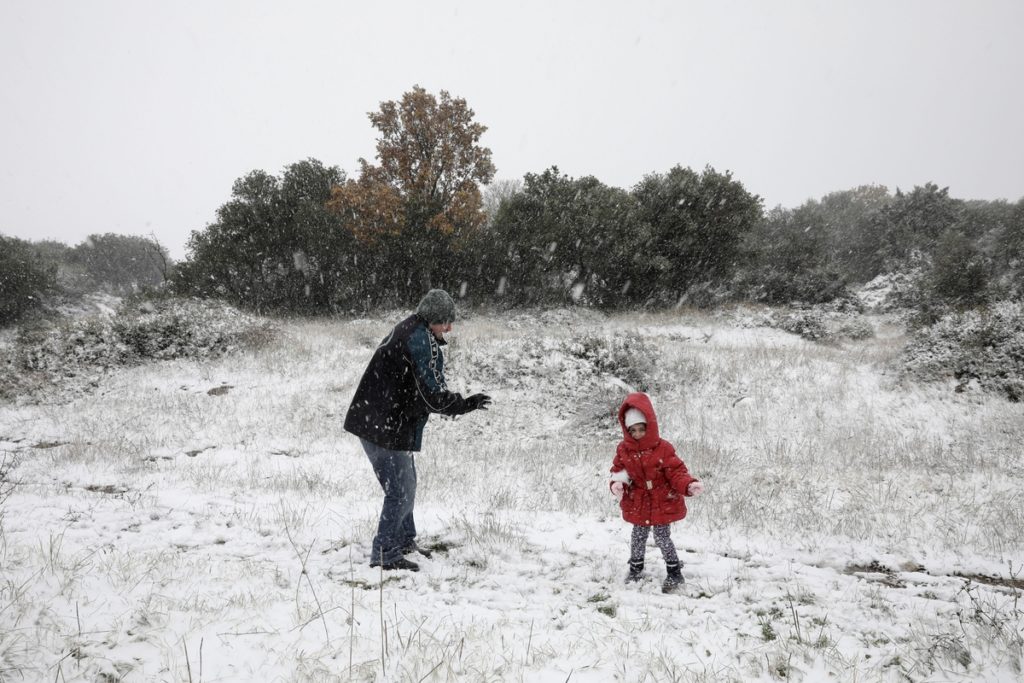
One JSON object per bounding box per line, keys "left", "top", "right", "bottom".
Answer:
{"left": 624, "top": 407, "right": 647, "bottom": 428}
{"left": 416, "top": 289, "right": 457, "bottom": 324}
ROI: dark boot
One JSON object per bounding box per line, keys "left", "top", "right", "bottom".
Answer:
{"left": 403, "top": 543, "right": 432, "bottom": 559}
{"left": 662, "top": 561, "right": 683, "bottom": 593}
{"left": 625, "top": 560, "right": 644, "bottom": 583}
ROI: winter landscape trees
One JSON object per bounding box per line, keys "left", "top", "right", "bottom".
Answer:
{"left": 2, "top": 83, "right": 1023, "bottom": 327}
{"left": 325, "top": 86, "right": 496, "bottom": 305}
{"left": 174, "top": 159, "right": 350, "bottom": 313}
{"left": 0, "top": 234, "right": 56, "bottom": 325}
{"left": 64, "top": 233, "right": 169, "bottom": 294}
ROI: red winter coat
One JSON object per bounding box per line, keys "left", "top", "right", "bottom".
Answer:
{"left": 610, "top": 392, "right": 696, "bottom": 526}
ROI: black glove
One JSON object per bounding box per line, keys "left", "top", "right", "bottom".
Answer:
{"left": 465, "top": 393, "right": 492, "bottom": 412}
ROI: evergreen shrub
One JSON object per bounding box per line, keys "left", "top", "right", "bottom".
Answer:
{"left": 902, "top": 301, "right": 1024, "bottom": 401}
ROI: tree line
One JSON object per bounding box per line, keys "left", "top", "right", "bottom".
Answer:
{"left": 3, "top": 85, "right": 1022, "bottom": 325}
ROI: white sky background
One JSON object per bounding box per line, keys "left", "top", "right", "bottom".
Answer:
{"left": 1, "top": 0, "right": 1022, "bottom": 259}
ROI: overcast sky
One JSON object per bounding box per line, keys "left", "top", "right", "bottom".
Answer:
{"left": 2, "top": 1, "right": 1022, "bottom": 259}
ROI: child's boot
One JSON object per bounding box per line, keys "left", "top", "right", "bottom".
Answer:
{"left": 625, "top": 560, "right": 644, "bottom": 583}
{"left": 662, "top": 561, "right": 683, "bottom": 593}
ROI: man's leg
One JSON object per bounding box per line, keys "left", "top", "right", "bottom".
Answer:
{"left": 399, "top": 452, "right": 418, "bottom": 552}
{"left": 361, "top": 439, "right": 417, "bottom": 566}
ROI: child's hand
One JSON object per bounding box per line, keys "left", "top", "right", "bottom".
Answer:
{"left": 610, "top": 481, "right": 624, "bottom": 500}
{"left": 687, "top": 481, "right": 705, "bottom": 496}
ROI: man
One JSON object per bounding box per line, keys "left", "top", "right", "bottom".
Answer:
{"left": 344, "top": 289, "right": 491, "bottom": 571}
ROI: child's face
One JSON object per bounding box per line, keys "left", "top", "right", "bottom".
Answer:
{"left": 627, "top": 423, "right": 647, "bottom": 440}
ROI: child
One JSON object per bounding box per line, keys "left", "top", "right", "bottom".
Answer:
{"left": 609, "top": 392, "right": 704, "bottom": 593}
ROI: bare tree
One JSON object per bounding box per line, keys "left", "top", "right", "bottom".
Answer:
{"left": 147, "top": 232, "right": 172, "bottom": 283}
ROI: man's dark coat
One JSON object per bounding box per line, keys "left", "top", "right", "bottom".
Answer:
{"left": 344, "top": 314, "right": 472, "bottom": 451}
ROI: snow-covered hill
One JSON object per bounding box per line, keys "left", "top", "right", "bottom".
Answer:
{"left": 1, "top": 309, "right": 1022, "bottom": 681}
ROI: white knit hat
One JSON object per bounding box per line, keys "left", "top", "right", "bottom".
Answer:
{"left": 624, "top": 408, "right": 646, "bottom": 428}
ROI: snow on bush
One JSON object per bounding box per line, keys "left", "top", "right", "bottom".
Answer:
{"left": 112, "top": 299, "right": 274, "bottom": 360}
{"left": 902, "top": 301, "right": 1024, "bottom": 401}
{"left": 856, "top": 270, "right": 924, "bottom": 312}
{"left": 833, "top": 316, "right": 875, "bottom": 341}
{"left": 7, "top": 298, "right": 275, "bottom": 398}
{"left": 737, "top": 306, "right": 876, "bottom": 344}
{"left": 561, "top": 333, "right": 658, "bottom": 391}
{"left": 773, "top": 309, "right": 832, "bottom": 342}
{"left": 454, "top": 329, "right": 656, "bottom": 396}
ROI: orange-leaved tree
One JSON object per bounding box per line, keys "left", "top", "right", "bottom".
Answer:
{"left": 328, "top": 86, "right": 495, "bottom": 300}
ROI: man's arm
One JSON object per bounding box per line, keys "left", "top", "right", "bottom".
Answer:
{"left": 407, "top": 326, "right": 478, "bottom": 415}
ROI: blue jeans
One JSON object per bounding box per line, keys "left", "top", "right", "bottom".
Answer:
{"left": 361, "top": 438, "right": 417, "bottom": 565}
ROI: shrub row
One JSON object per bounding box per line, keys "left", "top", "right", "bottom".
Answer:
{"left": 3, "top": 298, "right": 274, "bottom": 401}
{"left": 901, "top": 301, "right": 1024, "bottom": 401}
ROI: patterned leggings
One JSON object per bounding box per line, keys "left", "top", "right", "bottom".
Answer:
{"left": 630, "top": 524, "right": 679, "bottom": 565}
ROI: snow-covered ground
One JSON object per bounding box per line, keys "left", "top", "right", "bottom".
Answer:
{"left": 1, "top": 309, "right": 1022, "bottom": 682}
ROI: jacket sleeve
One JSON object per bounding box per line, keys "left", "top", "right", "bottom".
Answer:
{"left": 663, "top": 443, "right": 697, "bottom": 495}
{"left": 609, "top": 444, "right": 632, "bottom": 490}
{"left": 407, "top": 326, "right": 471, "bottom": 416}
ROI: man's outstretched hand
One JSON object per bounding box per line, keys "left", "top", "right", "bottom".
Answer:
{"left": 465, "top": 393, "right": 492, "bottom": 411}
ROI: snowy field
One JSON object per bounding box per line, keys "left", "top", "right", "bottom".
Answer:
{"left": 1, "top": 308, "right": 1022, "bottom": 682}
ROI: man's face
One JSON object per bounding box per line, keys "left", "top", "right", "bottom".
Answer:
{"left": 429, "top": 322, "right": 453, "bottom": 340}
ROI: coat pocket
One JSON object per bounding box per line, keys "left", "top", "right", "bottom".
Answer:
{"left": 657, "top": 488, "right": 685, "bottom": 518}
{"left": 620, "top": 488, "right": 643, "bottom": 518}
